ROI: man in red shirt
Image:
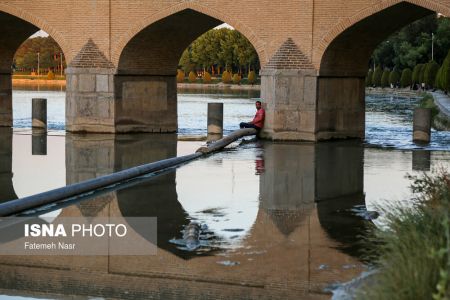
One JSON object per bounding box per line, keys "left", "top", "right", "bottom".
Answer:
{"left": 239, "top": 100, "right": 265, "bottom": 131}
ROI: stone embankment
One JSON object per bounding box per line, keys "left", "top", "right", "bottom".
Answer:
{"left": 12, "top": 78, "right": 66, "bottom": 86}
{"left": 365, "top": 87, "right": 421, "bottom": 98}
{"left": 431, "top": 91, "right": 450, "bottom": 131}
{"left": 366, "top": 87, "right": 450, "bottom": 130}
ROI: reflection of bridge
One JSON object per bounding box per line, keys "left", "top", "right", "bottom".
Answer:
{"left": 0, "top": 1, "right": 449, "bottom": 140}
{"left": 0, "top": 134, "right": 370, "bottom": 299}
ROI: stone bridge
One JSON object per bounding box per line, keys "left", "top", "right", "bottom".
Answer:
{"left": 0, "top": 0, "right": 449, "bottom": 140}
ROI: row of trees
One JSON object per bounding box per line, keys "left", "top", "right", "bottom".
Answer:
{"left": 371, "top": 15, "right": 450, "bottom": 69}
{"left": 366, "top": 49, "right": 450, "bottom": 91}
{"left": 177, "top": 69, "right": 257, "bottom": 84}
{"left": 178, "top": 28, "right": 260, "bottom": 75}
{"left": 14, "top": 28, "right": 259, "bottom": 77}
{"left": 13, "top": 36, "right": 65, "bottom": 73}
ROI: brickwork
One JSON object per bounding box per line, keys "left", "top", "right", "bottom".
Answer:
{"left": 265, "top": 38, "right": 314, "bottom": 70}
{"left": 0, "top": 0, "right": 447, "bottom": 70}
{"left": 69, "top": 39, "right": 114, "bottom": 69}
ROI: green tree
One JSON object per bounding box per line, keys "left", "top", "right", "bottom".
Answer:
{"left": 381, "top": 70, "right": 391, "bottom": 88}
{"left": 400, "top": 68, "right": 412, "bottom": 87}
{"left": 371, "top": 15, "right": 450, "bottom": 70}
{"left": 424, "top": 61, "right": 440, "bottom": 88}
{"left": 435, "top": 66, "right": 443, "bottom": 89}
{"left": 366, "top": 69, "right": 374, "bottom": 87}
{"left": 412, "top": 64, "right": 424, "bottom": 84}
{"left": 440, "top": 49, "right": 450, "bottom": 91}
{"left": 373, "top": 66, "right": 383, "bottom": 87}
{"left": 178, "top": 28, "right": 260, "bottom": 75}
{"left": 14, "top": 36, "right": 65, "bottom": 72}
{"left": 389, "top": 69, "right": 400, "bottom": 86}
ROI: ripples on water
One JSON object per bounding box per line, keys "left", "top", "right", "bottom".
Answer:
{"left": 12, "top": 89, "right": 450, "bottom": 150}
{"left": 365, "top": 94, "right": 450, "bottom": 150}
{"left": 2, "top": 88, "right": 450, "bottom": 299}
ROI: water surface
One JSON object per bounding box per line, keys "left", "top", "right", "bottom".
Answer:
{"left": 1, "top": 88, "right": 449, "bottom": 299}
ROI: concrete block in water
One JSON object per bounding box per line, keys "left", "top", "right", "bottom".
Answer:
{"left": 413, "top": 108, "right": 431, "bottom": 143}
{"left": 32, "top": 98, "right": 47, "bottom": 128}
{"left": 207, "top": 103, "right": 223, "bottom": 142}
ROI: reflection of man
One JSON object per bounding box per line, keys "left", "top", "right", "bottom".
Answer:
{"left": 255, "top": 156, "right": 265, "bottom": 175}
{"left": 239, "top": 101, "right": 265, "bottom": 131}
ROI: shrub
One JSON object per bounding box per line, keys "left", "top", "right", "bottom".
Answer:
{"left": 381, "top": 70, "right": 390, "bottom": 88}
{"left": 435, "top": 66, "right": 443, "bottom": 90}
{"left": 412, "top": 64, "right": 424, "bottom": 84}
{"left": 389, "top": 70, "right": 400, "bottom": 86}
{"left": 248, "top": 71, "right": 256, "bottom": 84}
{"left": 441, "top": 49, "right": 450, "bottom": 92}
{"left": 176, "top": 69, "right": 185, "bottom": 83}
{"left": 222, "top": 70, "right": 232, "bottom": 83}
{"left": 202, "top": 71, "right": 212, "bottom": 83}
{"left": 400, "top": 68, "right": 412, "bottom": 88}
{"left": 47, "top": 70, "right": 55, "bottom": 80}
{"left": 357, "top": 172, "right": 450, "bottom": 300}
{"left": 232, "top": 73, "right": 241, "bottom": 84}
{"left": 366, "top": 69, "right": 374, "bottom": 87}
{"left": 424, "top": 61, "right": 440, "bottom": 88}
{"left": 188, "top": 71, "right": 197, "bottom": 83}
{"left": 372, "top": 66, "right": 383, "bottom": 87}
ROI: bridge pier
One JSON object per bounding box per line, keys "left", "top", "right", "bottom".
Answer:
{"left": 114, "top": 75, "right": 177, "bottom": 133}
{"left": 66, "top": 67, "right": 116, "bottom": 133}
{"left": 316, "top": 77, "right": 365, "bottom": 140}
{"left": 260, "top": 69, "right": 318, "bottom": 141}
{"left": 66, "top": 70, "right": 177, "bottom": 133}
{"left": 260, "top": 70, "right": 365, "bottom": 142}
{"left": 0, "top": 73, "right": 12, "bottom": 127}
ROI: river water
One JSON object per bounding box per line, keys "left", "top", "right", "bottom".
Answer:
{"left": 0, "top": 87, "right": 449, "bottom": 299}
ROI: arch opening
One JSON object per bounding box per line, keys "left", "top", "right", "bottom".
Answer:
{"left": 115, "top": 8, "right": 262, "bottom": 133}
{"left": 320, "top": 2, "right": 436, "bottom": 77}
{"left": 0, "top": 10, "right": 67, "bottom": 129}
{"left": 314, "top": 2, "right": 441, "bottom": 141}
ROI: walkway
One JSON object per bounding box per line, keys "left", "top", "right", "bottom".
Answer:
{"left": 432, "top": 92, "right": 450, "bottom": 119}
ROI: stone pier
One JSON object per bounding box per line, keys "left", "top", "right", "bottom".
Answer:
{"left": 316, "top": 77, "right": 365, "bottom": 140}
{"left": 114, "top": 75, "right": 177, "bottom": 133}
{"left": 0, "top": 73, "right": 12, "bottom": 127}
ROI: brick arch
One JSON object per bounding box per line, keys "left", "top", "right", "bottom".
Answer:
{"left": 0, "top": 3, "right": 70, "bottom": 60}
{"left": 316, "top": 0, "right": 450, "bottom": 76}
{"left": 111, "top": 2, "right": 267, "bottom": 67}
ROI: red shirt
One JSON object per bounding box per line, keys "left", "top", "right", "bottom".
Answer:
{"left": 252, "top": 108, "right": 265, "bottom": 128}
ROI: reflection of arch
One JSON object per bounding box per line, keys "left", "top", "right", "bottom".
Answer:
{"left": 318, "top": 1, "right": 444, "bottom": 76}
{"left": 317, "top": 194, "right": 370, "bottom": 260}
{"left": 258, "top": 140, "right": 369, "bottom": 259}
{"left": 116, "top": 172, "right": 201, "bottom": 260}
{"left": 112, "top": 3, "right": 266, "bottom": 67}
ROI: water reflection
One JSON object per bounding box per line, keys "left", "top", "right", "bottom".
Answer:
{"left": 31, "top": 128, "right": 47, "bottom": 156}
{"left": 412, "top": 150, "right": 431, "bottom": 171}
{"left": 0, "top": 139, "right": 374, "bottom": 299}
{"left": 1, "top": 133, "right": 450, "bottom": 298}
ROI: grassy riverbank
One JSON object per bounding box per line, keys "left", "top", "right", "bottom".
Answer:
{"left": 357, "top": 172, "right": 450, "bottom": 300}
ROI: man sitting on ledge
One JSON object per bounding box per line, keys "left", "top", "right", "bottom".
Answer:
{"left": 240, "top": 100, "right": 265, "bottom": 131}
